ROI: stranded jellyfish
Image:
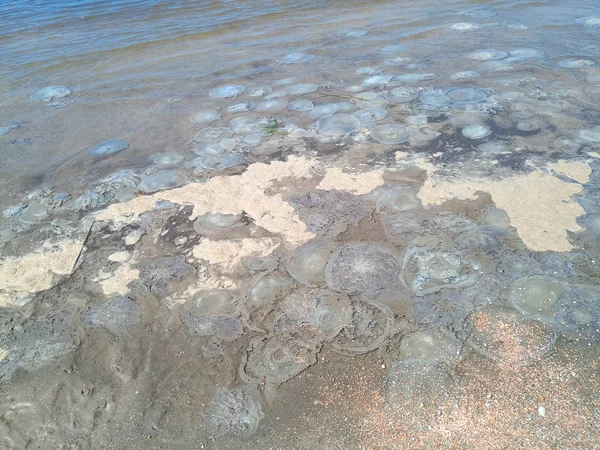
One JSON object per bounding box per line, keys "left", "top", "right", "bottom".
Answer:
{"left": 193, "top": 212, "right": 245, "bottom": 236}
{"left": 384, "top": 87, "right": 419, "bottom": 103}
{"left": 193, "top": 127, "right": 233, "bottom": 143}
{"left": 466, "top": 49, "right": 508, "bottom": 61}
{"left": 464, "top": 307, "right": 557, "bottom": 365}
{"left": 81, "top": 297, "right": 142, "bottom": 336}
{"left": 352, "top": 108, "right": 388, "bottom": 125}
{"left": 462, "top": 124, "right": 492, "bottom": 139}
{"left": 400, "top": 246, "right": 482, "bottom": 296}
{"left": 285, "top": 240, "right": 336, "bottom": 286}
{"left": 203, "top": 387, "right": 264, "bottom": 438}
{"left": 509, "top": 276, "right": 564, "bottom": 321}
{"left": 325, "top": 243, "right": 400, "bottom": 295}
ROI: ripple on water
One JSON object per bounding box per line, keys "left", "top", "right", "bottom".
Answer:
{"left": 278, "top": 52, "right": 316, "bottom": 64}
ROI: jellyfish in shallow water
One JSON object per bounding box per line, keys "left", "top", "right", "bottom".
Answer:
{"left": 579, "top": 126, "right": 600, "bottom": 143}
{"left": 0, "top": 125, "right": 15, "bottom": 136}
{"left": 306, "top": 103, "right": 341, "bottom": 119}
{"left": 352, "top": 108, "right": 387, "bottom": 125}
{"left": 2, "top": 204, "right": 25, "bottom": 219}
{"left": 228, "top": 102, "right": 255, "bottom": 114}
{"left": 362, "top": 75, "right": 394, "bottom": 87}
{"left": 193, "top": 127, "right": 233, "bottom": 143}
{"left": 286, "top": 83, "right": 318, "bottom": 95}
{"left": 420, "top": 88, "right": 452, "bottom": 107}
{"left": 451, "top": 71, "right": 480, "bottom": 80}
{"left": 576, "top": 16, "right": 600, "bottom": 28}
{"left": 343, "top": 29, "right": 368, "bottom": 37}
{"left": 228, "top": 116, "right": 262, "bottom": 134}
{"left": 316, "top": 114, "right": 361, "bottom": 137}
{"left": 462, "top": 124, "right": 492, "bottom": 139}
{"left": 510, "top": 48, "right": 544, "bottom": 58}
{"left": 255, "top": 99, "right": 288, "bottom": 112}
{"left": 394, "top": 73, "right": 435, "bottom": 84}
{"left": 556, "top": 57, "right": 595, "bottom": 69}
{"left": 278, "top": 53, "right": 316, "bottom": 64}
{"left": 289, "top": 99, "right": 314, "bottom": 111}
{"left": 380, "top": 44, "right": 404, "bottom": 54}
{"left": 151, "top": 152, "right": 185, "bottom": 167}
{"left": 30, "top": 85, "right": 72, "bottom": 102}
{"left": 371, "top": 123, "right": 410, "bottom": 144}
{"left": 90, "top": 139, "right": 129, "bottom": 156}
{"left": 209, "top": 85, "right": 245, "bottom": 98}
{"left": 446, "top": 87, "right": 487, "bottom": 104}
{"left": 193, "top": 212, "right": 244, "bottom": 236}
{"left": 138, "top": 170, "right": 186, "bottom": 193}
{"left": 18, "top": 202, "right": 48, "bottom": 224}
{"left": 466, "top": 49, "right": 508, "bottom": 61}
{"left": 384, "top": 87, "right": 419, "bottom": 104}
{"left": 449, "top": 22, "right": 480, "bottom": 32}
{"left": 190, "top": 109, "right": 221, "bottom": 124}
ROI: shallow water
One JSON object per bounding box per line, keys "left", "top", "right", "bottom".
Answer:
{"left": 1, "top": 0, "right": 600, "bottom": 448}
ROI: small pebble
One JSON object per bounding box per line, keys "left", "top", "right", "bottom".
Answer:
{"left": 538, "top": 406, "right": 547, "bottom": 417}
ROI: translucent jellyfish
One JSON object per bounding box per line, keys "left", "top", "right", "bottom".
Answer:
{"left": 95, "top": 169, "right": 141, "bottom": 192}
{"left": 228, "top": 102, "right": 255, "bottom": 114}
{"left": 90, "top": 139, "right": 129, "bottom": 156}
{"left": 278, "top": 52, "right": 316, "bottom": 64}
{"left": 274, "top": 288, "right": 352, "bottom": 340}
{"left": 385, "top": 360, "right": 453, "bottom": 407}
{"left": 556, "top": 58, "right": 595, "bottom": 69}
{"left": 420, "top": 88, "right": 452, "bottom": 107}
{"left": 151, "top": 152, "right": 185, "bottom": 167}
{"left": 138, "top": 170, "right": 186, "bottom": 193}
{"left": 576, "top": 16, "right": 600, "bottom": 28}
{"left": 2, "top": 204, "right": 25, "bottom": 219}
{"left": 375, "top": 186, "right": 421, "bottom": 212}
{"left": 255, "top": 99, "right": 288, "bottom": 112}
{"left": 248, "top": 275, "right": 292, "bottom": 310}
{"left": 129, "top": 255, "right": 196, "bottom": 298}
{"left": 209, "top": 85, "right": 245, "bottom": 98}
{"left": 316, "top": 114, "right": 361, "bottom": 137}
{"left": 343, "top": 29, "right": 368, "bottom": 37}
{"left": 0, "top": 125, "right": 15, "bottom": 136}
{"left": 203, "top": 387, "right": 264, "bottom": 438}
{"left": 285, "top": 240, "right": 336, "bottom": 286}
{"left": 464, "top": 307, "right": 556, "bottom": 364}
{"left": 446, "top": 87, "right": 487, "bottom": 104}
{"left": 306, "top": 103, "right": 341, "bottom": 119}
{"left": 352, "top": 108, "right": 387, "bottom": 125}
{"left": 362, "top": 75, "right": 394, "bottom": 87}
{"left": 400, "top": 247, "right": 482, "bottom": 296}
{"left": 462, "top": 124, "right": 492, "bottom": 139}
{"left": 193, "top": 212, "right": 244, "bottom": 236}
{"left": 193, "top": 127, "right": 233, "bottom": 143}
{"left": 509, "top": 276, "right": 564, "bottom": 321}
{"left": 578, "top": 126, "right": 600, "bottom": 143}
{"left": 246, "top": 86, "right": 272, "bottom": 97}
{"left": 451, "top": 71, "right": 480, "bottom": 80}
{"left": 354, "top": 92, "right": 387, "bottom": 109}
{"left": 483, "top": 207, "right": 511, "bottom": 229}
{"left": 394, "top": 73, "right": 435, "bottom": 84}
{"left": 191, "top": 142, "right": 225, "bottom": 156}
{"left": 241, "top": 335, "right": 319, "bottom": 385}
{"left": 181, "top": 312, "right": 243, "bottom": 341}
{"left": 228, "top": 116, "right": 262, "bottom": 134}
{"left": 18, "top": 202, "right": 48, "bottom": 224}
{"left": 243, "top": 132, "right": 267, "bottom": 145}
{"left": 325, "top": 243, "right": 400, "bottom": 295}
{"left": 69, "top": 190, "right": 110, "bottom": 212}
{"left": 81, "top": 297, "right": 142, "bottom": 336}
{"left": 384, "top": 87, "right": 419, "bottom": 103}
{"left": 190, "top": 110, "right": 221, "bottom": 124}
{"left": 466, "top": 49, "right": 508, "bottom": 61}
{"left": 356, "top": 66, "right": 378, "bottom": 75}
{"left": 516, "top": 120, "right": 542, "bottom": 132}
{"left": 188, "top": 152, "right": 245, "bottom": 173}
{"left": 380, "top": 44, "right": 405, "bottom": 54}
{"left": 289, "top": 99, "right": 314, "bottom": 111}
{"left": 30, "top": 85, "right": 72, "bottom": 102}
{"left": 395, "top": 329, "right": 462, "bottom": 366}
{"left": 371, "top": 123, "right": 410, "bottom": 144}
{"left": 449, "top": 22, "right": 480, "bottom": 32}
{"left": 331, "top": 297, "right": 394, "bottom": 355}
{"left": 510, "top": 48, "right": 544, "bottom": 58}
{"left": 286, "top": 83, "right": 318, "bottom": 95}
